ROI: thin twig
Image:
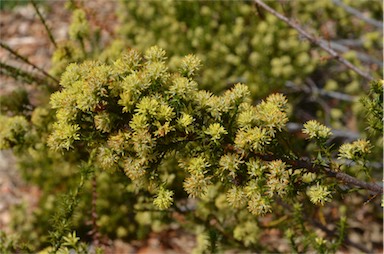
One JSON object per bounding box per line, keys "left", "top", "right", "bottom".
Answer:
{"left": 323, "top": 39, "right": 383, "bottom": 67}
{"left": 332, "top": 0, "right": 383, "bottom": 29}
{"left": 298, "top": 160, "right": 383, "bottom": 194}
{"left": 253, "top": 0, "right": 375, "bottom": 82}
{"left": 285, "top": 81, "right": 358, "bottom": 102}
{"left": 333, "top": 39, "right": 364, "bottom": 47}
{"left": 30, "top": 0, "right": 58, "bottom": 49}
{"left": 255, "top": 154, "right": 383, "bottom": 195}
{"left": 0, "top": 42, "right": 59, "bottom": 85}
{"left": 0, "top": 60, "right": 46, "bottom": 85}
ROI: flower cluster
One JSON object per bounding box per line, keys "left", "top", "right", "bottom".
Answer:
{"left": 338, "top": 139, "right": 372, "bottom": 161}
{"left": 306, "top": 183, "right": 332, "bottom": 206}
{"left": 302, "top": 120, "right": 332, "bottom": 141}
{"left": 153, "top": 187, "right": 174, "bottom": 210}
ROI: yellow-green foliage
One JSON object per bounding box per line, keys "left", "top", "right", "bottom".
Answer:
{"left": 48, "top": 47, "right": 333, "bottom": 219}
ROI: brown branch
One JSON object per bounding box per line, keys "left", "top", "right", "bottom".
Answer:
{"left": 253, "top": 0, "right": 375, "bottom": 82}
{"left": 0, "top": 60, "right": 46, "bottom": 85}
{"left": 0, "top": 42, "right": 59, "bottom": 85}
{"left": 332, "top": 0, "right": 383, "bottom": 29}
{"left": 256, "top": 154, "right": 383, "bottom": 195}
{"left": 30, "top": 0, "right": 58, "bottom": 49}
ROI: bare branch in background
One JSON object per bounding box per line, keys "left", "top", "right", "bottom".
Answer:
{"left": 30, "top": 0, "right": 58, "bottom": 49}
{"left": 256, "top": 153, "right": 383, "bottom": 195}
{"left": 0, "top": 42, "right": 59, "bottom": 85}
{"left": 285, "top": 81, "right": 358, "bottom": 102}
{"left": 324, "top": 39, "right": 383, "bottom": 67}
{"left": 0, "top": 60, "right": 46, "bottom": 85}
{"left": 332, "top": 0, "right": 383, "bottom": 29}
{"left": 253, "top": 0, "right": 375, "bottom": 82}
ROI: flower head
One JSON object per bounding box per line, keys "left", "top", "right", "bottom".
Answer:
{"left": 204, "top": 123, "right": 227, "bottom": 143}
{"left": 338, "top": 139, "right": 372, "bottom": 161}
{"left": 307, "top": 183, "right": 332, "bottom": 206}
{"left": 153, "top": 187, "right": 174, "bottom": 210}
{"left": 303, "top": 120, "right": 332, "bottom": 140}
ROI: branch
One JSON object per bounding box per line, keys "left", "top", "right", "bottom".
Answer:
{"left": 253, "top": 0, "right": 375, "bottom": 82}
{"left": 323, "top": 39, "right": 383, "bottom": 67}
{"left": 0, "top": 41, "right": 59, "bottom": 85}
{"left": 30, "top": 0, "right": 58, "bottom": 49}
{"left": 256, "top": 154, "right": 383, "bottom": 195}
{"left": 0, "top": 60, "right": 46, "bottom": 85}
{"left": 296, "top": 160, "right": 383, "bottom": 195}
{"left": 285, "top": 81, "right": 358, "bottom": 102}
{"left": 332, "top": 0, "right": 383, "bottom": 29}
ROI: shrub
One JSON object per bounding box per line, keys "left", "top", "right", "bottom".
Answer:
{"left": 0, "top": 1, "right": 382, "bottom": 253}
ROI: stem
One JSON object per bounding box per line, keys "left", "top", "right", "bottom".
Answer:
{"left": 332, "top": 0, "right": 383, "bottom": 29}
{"left": 253, "top": 0, "right": 375, "bottom": 82}
{"left": 0, "top": 42, "right": 59, "bottom": 85}
{"left": 255, "top": 154, "right": 383, "bottom": 195}
{"left": 30, "top": 0, "right": 58, "bottom": 49}
{"left": 0, "top": 60, "right": 46, "bottom": 85}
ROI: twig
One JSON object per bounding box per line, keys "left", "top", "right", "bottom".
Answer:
{"left": 295, "top": 160, "right": 383, "bottom": 195}
{"left": 0, "top": 42, "right": 59, "bottom": 85}
{"left": 305, "top": 78, "right": 332, "bottom": 125}
{"left": 332, "top": 0, "right": 383, "bottom": 29}
{"left": 255, "top": 154, "right": 383, "bottom": 195}
{"left": 253, "top": 0, "right": 375, "bottom": 82}
{"left": 30, "top": 0, "right": 57, "bottom": 49}
{"left": 285, "top": 81, "right": 358, "bottom": 102}
{"left": 323, "top": 39, "right": 383, "bottom": 67}
{"left": 172, "top": 204, "right": 256, "bottom": 250}
{"left": 333, "top": 39, "right": 364, "bottom": 47}
{"left": 0, "top": 60, "right": 46, "bottom": 85}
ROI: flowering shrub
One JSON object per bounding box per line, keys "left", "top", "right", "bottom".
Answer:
{"left": 0, "top": 1, "right": 382, "bottom": 253}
